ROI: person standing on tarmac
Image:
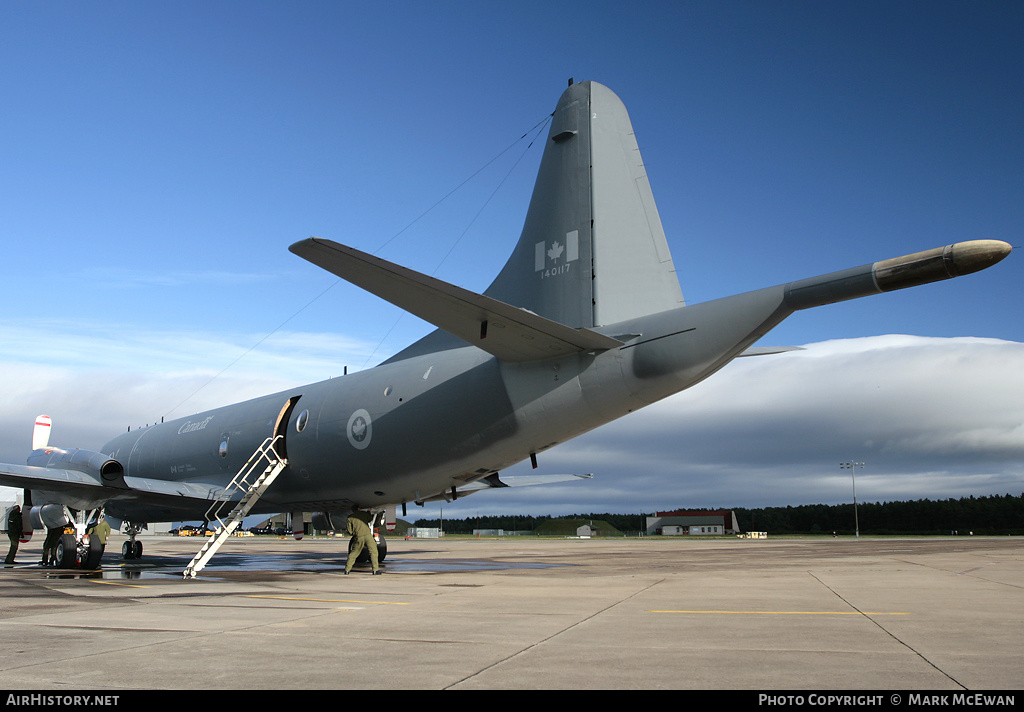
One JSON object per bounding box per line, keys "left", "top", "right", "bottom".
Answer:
{"left": 344, "top": 507, "right": 382, "bottom": 575}
{"left": 5, "top": 505, "right": 21, "bottom": 565}
{"left": 41, "top": 526, "right": 63, "bottom": 566}
{"left": 88, "top": 515, "right": 111, "bottom": 549}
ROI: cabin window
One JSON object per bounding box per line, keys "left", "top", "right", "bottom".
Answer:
{"left": 295, "top": 409, "right": 309, "bottom": 433}
{"left": 219, "top": 440, "right": 229, "bottom": 458}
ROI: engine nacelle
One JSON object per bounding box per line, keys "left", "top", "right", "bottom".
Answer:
{"left": 27, "top": 447, "right": 127, "bottom": 488}
{"left": 27, "top": 503, "right": 73, "bottom": 531}
{"left": 313, "top": 509, "right": 388, "bottom": 535}
{"left": 311, "top": 511, "right": 347, "bottom": 532}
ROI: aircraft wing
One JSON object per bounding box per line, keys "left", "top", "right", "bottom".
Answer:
{"left": 290, "top": 237, "right": 623, "bottom": 362}
{"left": 0, "top": 462, "right": 228, "bottom": 513}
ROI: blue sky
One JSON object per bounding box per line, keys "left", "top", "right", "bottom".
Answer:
{"left": 1, "top": 1, "right": 1021, "bottom": 519}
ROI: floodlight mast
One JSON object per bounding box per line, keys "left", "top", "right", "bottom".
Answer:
{"left": 840, "top": 461, "right": 865, "bottom": 538}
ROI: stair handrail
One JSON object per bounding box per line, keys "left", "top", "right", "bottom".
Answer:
{"left": 184, "top": 435, "right": 288, "bottom": 579}
{"left": 204, "top": 435, "right": 285, "bottom": 526}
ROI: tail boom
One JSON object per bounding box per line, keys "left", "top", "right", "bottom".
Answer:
{"left": 609, "top": 239, "right": 1012, "bottom": 407}
{"left": 784, "top": 240, "right": 1011, "bottom": 311}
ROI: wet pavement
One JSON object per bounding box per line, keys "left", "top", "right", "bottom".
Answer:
{"left": 6, "top": 538, "right": 570, "bottom": 581}
{"left": 1, "top": 535, "right": 1021, "bottom": 690}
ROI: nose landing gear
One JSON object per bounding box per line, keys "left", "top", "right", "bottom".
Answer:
{"left": 121, "top": 522, "right": 145, "bottom": 560}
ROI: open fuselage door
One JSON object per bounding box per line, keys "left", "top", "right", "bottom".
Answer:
{"left": 273, "top": 396, "right": 301, "bottom": 461}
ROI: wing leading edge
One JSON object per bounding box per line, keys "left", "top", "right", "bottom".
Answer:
{"left": 0, "top": 463, "right": 230, "bottom": 514}
{"left": 289, "top": 237, "right": 623, "bottom": 362}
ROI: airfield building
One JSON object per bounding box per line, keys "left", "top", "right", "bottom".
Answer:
{"left": 646, "top": 510, "right": 740, "bottom": 536}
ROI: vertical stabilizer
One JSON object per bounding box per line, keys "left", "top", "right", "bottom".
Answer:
{"left": 589, "top": 82, "right": 685, "bottom": 324}
{"left": 485, "top": 81, "right": 684, "bottom": 328}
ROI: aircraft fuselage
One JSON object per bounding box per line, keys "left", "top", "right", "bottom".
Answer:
{"left": 96, "top": 281, "right": 797, "bottom": 522}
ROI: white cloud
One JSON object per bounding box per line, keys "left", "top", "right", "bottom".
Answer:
{"left": 482, "top": 335, "right": 1024, "bottom": 513}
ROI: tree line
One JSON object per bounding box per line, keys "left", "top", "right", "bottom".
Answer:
{"left": 412, "top": 512, "right": 646, "bottom": 535}
{"left": 414, "top": 493, "right": 1024, "bottom": 535}
{"left": 735, "top": 493, "right": 1023, "bottom": 535}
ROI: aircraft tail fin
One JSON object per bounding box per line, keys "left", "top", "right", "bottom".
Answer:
{"left": 484, "top": 80, "right": 684, "bottom": 328}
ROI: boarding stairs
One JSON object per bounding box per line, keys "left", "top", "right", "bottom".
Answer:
{"left": 183, "top": 436, "right": 287, "bottom": 579}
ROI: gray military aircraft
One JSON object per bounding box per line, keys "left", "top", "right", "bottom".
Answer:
{"left": 0, "top": 80, "right": 1012, "bottom": 574}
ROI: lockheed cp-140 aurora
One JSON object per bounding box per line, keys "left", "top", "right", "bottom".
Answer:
{"left": 0, "top": 80, "right": 1011, "bottom": 576}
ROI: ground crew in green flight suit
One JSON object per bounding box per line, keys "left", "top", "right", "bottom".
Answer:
{"left": 88, "top": 515, "right": 111, "bottom": 547}
{"left": 344, "top": 507, "right": 382, "bottom": 575}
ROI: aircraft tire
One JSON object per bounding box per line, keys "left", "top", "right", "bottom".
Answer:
{"left": 54, "top": 533, "right": 79, "bottom": 569}
{"left": 83, "top": 540, "right": 104, "bottom": 569}
{"left": 348, "top": 536, "right": 366, "bottom": 563}
{"left": 348, "top": 535, "right": 387, "bottom": 564}
{"left": 133, "top": 540, "right": 143, "bottom": 559}
{"left": 122, "top": 541, "right": 135, "bottom": 560}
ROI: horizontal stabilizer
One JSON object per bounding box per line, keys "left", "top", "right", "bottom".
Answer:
{"left": 737, "top": 346, "right": 804, "bottom": 357}
{"left": 413, "top": 473, "right": 593, "bottom": 503}
{"left": 290, "top": 238, "right": 622, "bottom": 362}
{"left": 458, "top": 473, "right": 594, "bottom": 492}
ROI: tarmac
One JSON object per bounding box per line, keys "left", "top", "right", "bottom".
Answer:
{"left": 0, "top": 534, "right": 1021, "bottom": 691}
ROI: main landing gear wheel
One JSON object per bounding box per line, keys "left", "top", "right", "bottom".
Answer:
{"left": 52, "top": 533, "right": 104, "bottom": 569}
{"left": 83, "top": 539, "right": 105, "bottom": 570}
{"left": 349, "top": 535, "right": 387, "bottom": 563}
{"left": 54, "top": 533, "right": 79, "bottom": 569}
